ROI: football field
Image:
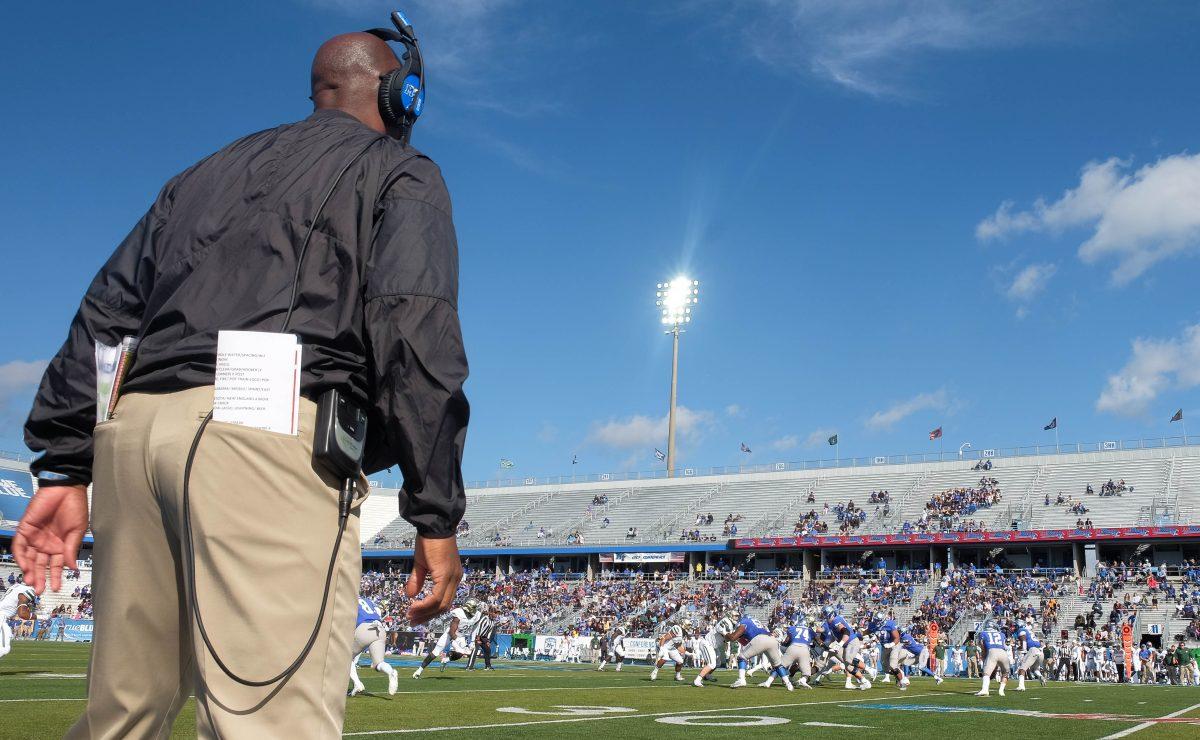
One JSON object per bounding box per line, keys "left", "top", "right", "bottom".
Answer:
{"left": 2, "top": 644, "right": 1200, "bottom": 739}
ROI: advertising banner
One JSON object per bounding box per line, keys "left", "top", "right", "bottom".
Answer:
{"left": 599, "top": 552, "right": 685, "bottom": 564}
{"left": 735, "top": 525, "right": 1200, "bottom": 549}
{"left": 0, "top": 467, "right": 34, "bottom": 524}
{"left": 63, "top": 619, "right": 94, "bottom": 642}
{"left": 619, "top": 637, "right": 657, "bottom": 660}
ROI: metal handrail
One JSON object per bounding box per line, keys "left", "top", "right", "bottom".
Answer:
{"left": 454, "top": 436, "right": 1199, "bottom": 491}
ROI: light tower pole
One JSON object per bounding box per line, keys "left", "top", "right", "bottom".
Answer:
{"left": 656, "top": 277, "right": 699, "bottom": 477}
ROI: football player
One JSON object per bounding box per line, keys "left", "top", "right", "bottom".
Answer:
{"left": 413, "top": 598, "right": 483, "bottom": 678}
{"left": 724, "top": 612, "right": 793, "bottom": 690}
{"left": 692, "top": 616, "right": 733, "bottom": 687}
{"left": 809, "top": 620, "right": 846, "bottom": 685}
{"left": 869, "top": 612, "right": 895, "bottom": 683}
{"left": 1014, "top": 620, "right": 1046, "bottom": 690}
{"left": 975, "top": 621, "right": 1011, "bottom": 697}
{"left": 824, "top": 606, "right": 872, "bottom": 690}
{"left": 349, "top": 597, "right": 398, "bottom": 696}
{"left": 761, "top": 617, "right": 815, "bottom": 689}
{"left": 0, "top": 583, "right": 36, "bottom": 661}
{"left": 888, "top": 625, "right": 942, "bottom": 689}
{"left": 598, "top": 625, "right": 627, "bottom": 671}
{"left": 649, "top": 619, "right": 690, "bottom": 681}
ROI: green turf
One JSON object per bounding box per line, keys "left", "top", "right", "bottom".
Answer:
{"left": 2, "top": 643, "right": 1199, "bottom": 738}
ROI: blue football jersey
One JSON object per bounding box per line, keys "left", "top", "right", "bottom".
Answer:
{"left": 979, "top": 627, "right": 1007, "bottom": 651}
{"left": 828, "top": 615, "right": 859, "bottom": 642}
{"left": 1016, "top": 626, "right": 1041, "bottom": 649}
{"left": 787, "top": 624, "right": 814, "bottom": 646}
{"left": 357, "top": 597, "right": 383, "bottom": 627}
{"left": 900, "top": 632, "right": 925, "bottom": 655}
{"left": 738, "top": 616, "right": 769, "bottom": 643}
{"left": 875, "top": 618, "right": 897, "bottom": 643}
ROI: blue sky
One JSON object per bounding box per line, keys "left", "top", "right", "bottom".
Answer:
{"left": 2, "top": 1, "right": 1199, "bottom": 485}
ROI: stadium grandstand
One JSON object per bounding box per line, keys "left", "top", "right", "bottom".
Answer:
{"left": 5, "top": 438, "right": 1200, "bottom": 655}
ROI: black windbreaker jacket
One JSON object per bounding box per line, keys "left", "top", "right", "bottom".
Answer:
{"left": 25, "top": 109, "right": 468, "bottom": 537}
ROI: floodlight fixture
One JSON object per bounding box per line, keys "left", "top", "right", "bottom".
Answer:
{"left": 655, "top": 276, "right": 700, "bottom": 477}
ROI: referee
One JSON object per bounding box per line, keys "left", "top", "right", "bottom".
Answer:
{"left": 14, "top": 28, "right": 468, "bottom": 739}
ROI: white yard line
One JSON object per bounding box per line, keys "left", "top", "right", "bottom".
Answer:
{"left": 805, "top": 721, "right": 873, "bottom": 728}
{"left": 1098, "top": 701, "right": 1200, "bottom": 740}
{"left": 342, "top": 692, "right": 937, "bottom": 735}
{"left": 0, "top": 698, "right": 86, "bottom": 703}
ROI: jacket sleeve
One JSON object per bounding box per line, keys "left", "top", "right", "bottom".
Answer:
{"left": 24, "top": 184, "right": 173, "bottom": 485}
{"left": 362, "top": 155, "right": 469, "bottom": 538}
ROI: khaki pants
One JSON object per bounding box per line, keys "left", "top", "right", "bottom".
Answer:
{"left": 69, "top": 387, "right": 365, "bottom": 739}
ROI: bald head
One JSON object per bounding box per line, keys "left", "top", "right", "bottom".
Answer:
{"left": 311, "top": 32, "right": 402, "bottom": 134}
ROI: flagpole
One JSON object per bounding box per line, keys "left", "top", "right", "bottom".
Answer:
{"left": 836, "top": 439, "right": 840, "bottom": 466}
{"left": 1055, "top": 425, "right": 1060, "bottom": 453}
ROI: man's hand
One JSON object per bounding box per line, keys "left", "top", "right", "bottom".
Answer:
{"left": 13, "top": 484, "right": 89, "bottom": 594}
{"left": 405, "top": 534, "right": 463, "bottom": 625}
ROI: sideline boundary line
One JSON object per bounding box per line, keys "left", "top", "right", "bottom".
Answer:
{"left": 342, "top": 692, "right": 938, "bottom": 735}
{"left": 1099, "top": 701, "right": 1200, "bottom": 740}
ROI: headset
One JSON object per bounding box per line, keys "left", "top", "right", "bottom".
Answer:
{"left": 365, "top": 10, "right": 425, "bottom": 146}
{"left": 180, "top": 9, "right": 426, "bottom": 690}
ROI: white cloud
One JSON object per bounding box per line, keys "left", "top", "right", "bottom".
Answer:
{"left": 1006, "top": 263, "right": 1057, "bottom": 302}
{"left": 803, "top": 428, "right": 836, "bottom": 448}
{"left": 588, "top": 406, "right": 715, "bottom": 449}
{"left": 536, "top": 421, "right": 558, "bottom": 444}
{"left": 711, "top": 0, "right": 1055, "bottom": 97}
{"left": 0, "top": 360, "right": 46, "bottom": 397}
{"left": 1096, "top": 324, "right": 1200, "bottom": 417}
{"left": 978, "top": 154, "right": 1200, "bottom": 285}
{"left": 1001, "top": 261, "right": 1057, "bottom": 318}
{"left": 308, "top": 0, "right": 515, "bottom": 83}
{"left": 0, "top": 360, "right": 47, "bottom": 445}
{"left": 725, "top": 404, "right": 745, "bottom": 418}
{"left": 866, "top": 389, "right": 950, "bottom": 431}
{"left": 771, "top": 434, "right": 799, "bottom": 451}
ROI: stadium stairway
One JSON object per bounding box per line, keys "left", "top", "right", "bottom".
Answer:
{"left": 1030, "top": 458, "right": 1170, "bottom": 529}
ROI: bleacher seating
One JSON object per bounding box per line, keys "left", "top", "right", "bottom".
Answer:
{"left": 364, "top": 446, "right": 1200, "bottom": 548}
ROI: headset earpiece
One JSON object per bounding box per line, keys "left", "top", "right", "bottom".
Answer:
{"left": 364, "top": 11, "right": 424, "bottom": 144}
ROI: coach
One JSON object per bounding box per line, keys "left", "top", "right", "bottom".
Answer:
{"left": 14, "top": 28, "right": 468, "bottom": 738}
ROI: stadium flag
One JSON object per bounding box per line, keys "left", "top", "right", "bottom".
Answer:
{"left": 929, "top": 427, "right": 942, "bottom": 440}
{"left": 1172, "top": 409, "right": 1188, "bottom": 444}
{"left": 571, "top": 454, "right": 578, "bottom": 465}
{"left": 740, "top": 442, "right": 752, "bottom": 454}
{"left": 828, "top": 434, "right": 838, "bottom": 446}
{"left": 654, "top": 448, "right": 666, "bottom": 461}
{"left": 1044, "top": 417, "right": 1057, "bottom": 431}
{"left": 499, "top": 458, "right": 514, "bottom": 469}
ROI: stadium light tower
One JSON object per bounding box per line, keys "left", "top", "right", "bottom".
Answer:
{"left": 655, "top": 276, "right": 699, "bottom": 477}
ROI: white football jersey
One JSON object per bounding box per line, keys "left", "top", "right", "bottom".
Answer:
{"left": 664, "top": 624, "right": 685, "bottom": 648}
{"left": 703, "top": 619, "right": 730, "bottom": 650}
{"left": 0, "top": 585, "right": 36, "bottom": 620}
{"left": 449, "top": 607, "right": 483, "bottom": 634}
